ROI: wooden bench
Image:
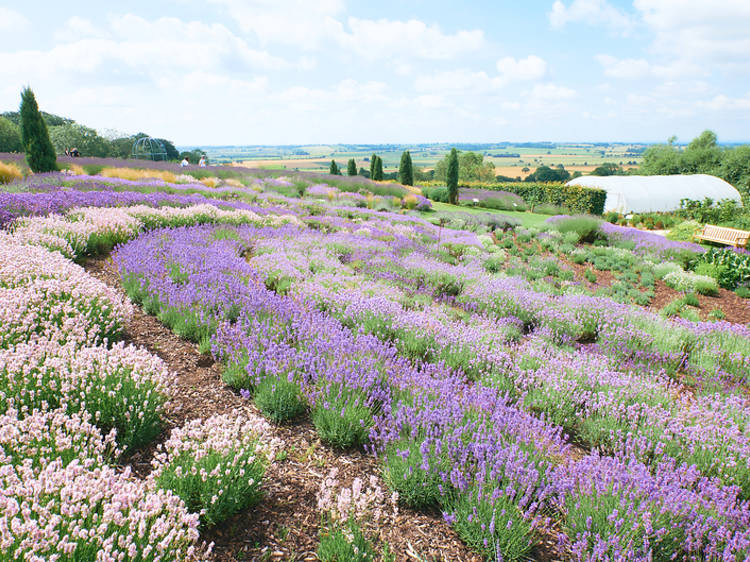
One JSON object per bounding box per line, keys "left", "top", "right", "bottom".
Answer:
{"left": 694, "top": 224, "right": 750, "bottom": 248}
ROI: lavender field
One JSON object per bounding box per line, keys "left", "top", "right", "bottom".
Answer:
{"left": 1, "top": 164, "right": 750, "bottom": 561}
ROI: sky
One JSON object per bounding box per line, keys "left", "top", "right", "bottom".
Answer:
{"left": 1, "top": 0, "right": 749, "bottom": 145}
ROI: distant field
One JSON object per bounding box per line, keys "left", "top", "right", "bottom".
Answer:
{"left": 211, "top": 142, "right": 644, "bottom": 177}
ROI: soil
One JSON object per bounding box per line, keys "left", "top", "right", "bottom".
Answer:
{"left": 85, "top": 256, "right": 570, "bottom": 561}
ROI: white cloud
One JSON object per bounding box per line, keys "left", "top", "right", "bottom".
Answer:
{"left": 634, "top": 0, "right": 750, "bottom": 61}
{"left": 698, "top": 93, "right": 750, "bottom": 111}
{"left": 339, "top": 18, "right": 483, "bottom": 61}
{"left": 596, "top": 54, "right": 702, "bottom": 80}
{"left": 548, "top": 0, "right": 635, "bottom": 34}
{"left": 529, "top": 83, "right": 576, "bottom": 100}
{"left": 0, "top": 7, "right": 28, "bottom": 32}
{"left": 414, "top": 55, "right": 547, "bottom": 94}
{"left": 496, "top": 55, "right": 546, "bottom": 81}
{"left": 207, "top": 0, "right": 346, "bottom": 48}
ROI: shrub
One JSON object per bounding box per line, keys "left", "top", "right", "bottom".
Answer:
{"left": 0, "top": 341, "right": 171, "bottom": 453}
{"left": 0, "top": 161, "right": 23, "bottom": 184}
{"left": 312, "top": 390, "right": 373, "bottom": 449}
{"left": 422, "top": 185, "right": 450, "bottom": 203}
{"left": 0, "top": 408, "right": 117, "bottom": 471}
{"left": 666, "top": 220, "right": 702, "bottom": 241}
{"left": 20, "top": 87, "right": 57, "bottom": 173}
{"left": 652, "top": 262, "right": 683, "bottom": 279}
{"left": 151, "top": 414, "right": 279, "bottom": 526}
{"left": 316, "top": 467, "right": 397, "bottom": 562}
{"left": 736, "top": 286, "right": 750, "bottom": 298}
{"left": 694, "top": 262, "right": 736, "bottom": 290}
{"left": 1, "top": 460, "right": 201, "bottom": 560}
{"left": 382, "top": 438, "right": 444, "bottom": 509}
{"left": 442, "top": 483, "right": 533, "bottom": 561}
{"left": 663, "top": 270, "right": 718, "bottom": 295}
{"left": 698, "top": 248, "right": 750, "bottom": 289}
{"left": 549, "top": 216, "right": 604, "bottom": 244}
{"left": 254, "top": 375, "right": 306, "bottom": 423}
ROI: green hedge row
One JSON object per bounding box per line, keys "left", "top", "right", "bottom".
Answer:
{"left": 420, "top": 181, "right": 606, "bottom": 215}
{"left": 475, "top": 183, "right": 606, "bottom": 215}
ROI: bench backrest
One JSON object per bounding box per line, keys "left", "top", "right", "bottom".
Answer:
{"left": 699, "top": 225, "right": 750, "bottom": 245}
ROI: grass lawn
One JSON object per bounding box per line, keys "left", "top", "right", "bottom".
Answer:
{"left": 427, "top": 201, "right": 550, "bottom": 229}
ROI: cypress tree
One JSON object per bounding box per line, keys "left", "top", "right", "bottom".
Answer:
{"left": 447, "top": 148, "right": 459, "bottom": 204}
{"left": 20, "top": 87, "right": 57, "bottom": 173}
{"left": 347, "top": 158, "right": 357, "bottom": 176}
{"left": 369, "top": 153, "right": 377, "bottom": 179}
{"left": 329, "top": 159, "right": 341, "bottom": 175}
{"left": 398, "top": 150, "right": 414, "bottom": 186}
{"left": 374, "top": 156, "right": 384, "bottom": 181}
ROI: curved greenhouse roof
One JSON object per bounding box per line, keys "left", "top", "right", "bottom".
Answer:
{"left": 567, "top": 174, "right": 743, "bottom": 213}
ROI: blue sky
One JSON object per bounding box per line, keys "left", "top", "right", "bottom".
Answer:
{"left": 2, "top": 1, "right": 749, "bottom": 145}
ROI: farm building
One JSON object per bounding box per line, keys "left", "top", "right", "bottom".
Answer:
{"left": 567, "top": 174, "right": 743, "bottom": 213}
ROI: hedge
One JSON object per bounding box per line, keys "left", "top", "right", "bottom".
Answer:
{"left": 420, "top": 181, "right": 606, "bottom": 215}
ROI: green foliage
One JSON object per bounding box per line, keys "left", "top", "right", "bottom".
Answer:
{"left": 49, "top": 123, "right": 111, "bottom": 157}
{"left": 398, "top": 150, "right": 414, "bottom": 186}
{"left": 641, "top": 130, "right": 750, "bottom": 204}
{"left": 383, "top": 438, "right": 444, "bottom": 509}
{"left": 698, "top": 248, "right": 750, "bottom": 289}
{"left": 584, "top": 269, "right": 597, "bottom": 283}
{"left": 0, "top": 116, "right": 22, "bottom": 152}
{"left": 369, "top": 153, "right": 377, "bottom": 180}
{"left": 373, "top": 156, "right": 384, "bottom": 181}
{"left": 318, "top": 518, "right": 378, "bottom": 562}
{"left": 663, "top": 270, "right": 719, "bottom": 295}
{"left": 254, "top": 375, "right": 306, "bottom": 423}
{"left": 550, "top": 216, "right": 604, "bottom": 244}
{"left": 591, "top": 162, "right": 625, "bottom": 176}
{"left": 434, "top": 150, "right": 496, "bottom": 183}
{"left": 346, "top": 158, "right": 357, "bottom": 176}
{"left": 447, "top": 148, "right": 459, "bottom": 204}
{"left": 665, "top": 220, "right": 702, "bottom": 241}
{"left": 154, "top": 426, "right": 268, "bottom": 527}
{"left": 431, "top": 182, "right": 605, "bottom": 214}
{"left": 312, "top": 389, "right": 372, "bottom": 449}
{"left": 736, "top": 286, "right": 750, "bottom": 298}
{"left": 525, "top": 165, "right": 570, "bottom": 182}
{"left": 329, "top": 159, "right": 341, "bottom": 175}
{"left": 421, "top": 185, "right": 450, "bottom": 202}
{"left": 443, "top": 484, "right": 533, "bottom": 561}
{"left": 20, "top": 87, "right": 57, "bottom": 173}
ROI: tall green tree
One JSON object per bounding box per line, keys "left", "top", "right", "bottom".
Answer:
{"left": 447, "top": 148, "right": 459, "bottom": 204}
{"left": 373, "top": 156, "right": 384, "bottom": 181}
{"left": 20, "top": 88, "right": 57, "bottom": 172}
{"left": 329, "top": 159, "right": 341, "bottom": 175}
{"left": 398, "top": 150, "right": 414, "bottom": 186}
{"left": 369, "top": 153, "right": 377, "bottom": 179}
{"left": 347, "top": 158, "right": 357, "bottom": 176}
{"left": 0, "top": 116, "right": 22, "bottom": 152}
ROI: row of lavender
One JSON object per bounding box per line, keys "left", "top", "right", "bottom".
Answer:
{"left": 112, "top": 217, "right": 750, "bottom": 561}
{"left": 4, "top": 172, "right": 750, "bottom": 559}
{"left": 0, "top": 204, "right": 290, "bottom": 559}
{"left": 236, "top": 220, "right": 750, "bottom": 498}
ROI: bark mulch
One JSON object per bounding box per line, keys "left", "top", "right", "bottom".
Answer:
{"left": 86, "top": 256, "right": 569, "bottom": 561}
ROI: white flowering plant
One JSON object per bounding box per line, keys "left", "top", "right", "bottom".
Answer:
{"left": 151, "top": 413, "right": 281, "bottom": 526}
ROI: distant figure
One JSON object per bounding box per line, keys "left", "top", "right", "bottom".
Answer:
{"left": 70, "top": 147, "right": 80, "bottom": 157}
{"left": 180, "top": 157, "right": 189, "bottom": 167}
{"left": 64, "top": 148, "right": 70, "bottom": 157}
{"left": 198, "top": 156, "right": 206, "bottom": 167}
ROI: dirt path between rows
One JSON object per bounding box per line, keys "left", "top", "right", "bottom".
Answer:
{"left": 87, "top": 256, "right": 547, "bottom": 561}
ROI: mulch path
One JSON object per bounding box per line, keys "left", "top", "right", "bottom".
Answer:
{"left": 87, "top": 256, "right": 573, "bottom": 561}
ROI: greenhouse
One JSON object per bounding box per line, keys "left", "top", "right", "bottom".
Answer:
{"left": 567, "top": 174, "right": 743, "bottom": 213}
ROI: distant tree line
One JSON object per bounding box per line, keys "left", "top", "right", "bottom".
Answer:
{"left": 639, "top": 130, "right": 750, "bottom": 203}
{"left": 0, "top": 106, "right": 201, "bottom": 163}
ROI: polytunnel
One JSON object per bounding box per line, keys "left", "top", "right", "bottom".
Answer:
{"left": 567, "top": 174, "right": 743, "bottom": 213}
